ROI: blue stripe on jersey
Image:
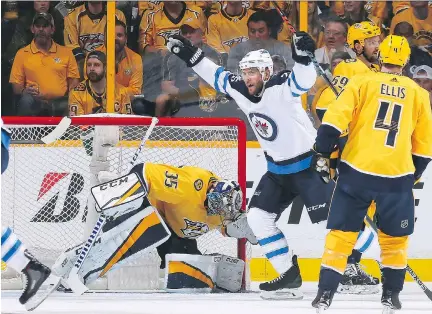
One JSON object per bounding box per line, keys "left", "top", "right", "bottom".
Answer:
{"left": 222, "top": 73, "right": 229, "bottom": 94}
{"left": 1, "top": 227, "right": 12, "bottom": 245}
{"left": 214, "top": 67, "right": 224, "bottom": 93}
{"left": 287, "top": 78, "right": 301, "bottom": 97}
{"left": 358, "top": 231, "right": 375, "bottom": 253}
{"left": 266, "top": 247, "right": 289, "bottom": 259}
{"left": 258, "top": 232, "right": 285, "bottom": 246}
{"left": 267, "top": 156, "right": 312, "bottom": 174}
{"left": 290, "top": 71, "right": 309, "bottom": 92}
{"left": 2, "top": 239, "right": 22, "bottom": 262}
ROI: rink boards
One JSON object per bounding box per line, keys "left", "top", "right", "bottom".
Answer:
{"left": 246, "top": 144, "right": 432, "bottom": 282}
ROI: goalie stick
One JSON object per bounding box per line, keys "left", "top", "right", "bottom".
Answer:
{"left": 66, "top": 117, "right": 159, "bottom": 295}
{"left": 271, "top": 1, "right": 339, "bottom": 96}
{"left": 364, "top": 215, "right": 432, "bottom": 301}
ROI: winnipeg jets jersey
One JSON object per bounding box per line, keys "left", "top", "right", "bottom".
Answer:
{"left": 193, "top": 58, "right": 317, "bottom": 174}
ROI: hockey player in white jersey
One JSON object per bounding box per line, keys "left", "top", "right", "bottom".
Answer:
{"left": 1, "top": 121, "right": 60, "bottom": 311}
{"left": 166, "top": 32, "right": 335, "bottom": 299}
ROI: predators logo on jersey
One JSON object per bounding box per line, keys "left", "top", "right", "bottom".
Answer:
{"left": 181, "top": 218, "right": 210, "bottom": 238}
{"left": 139, "top": 3, "right": 206, "bottom": 51}
{"left": 138, "top": 163, "right": 225, "bottom": 239}
{"left": 64, "top": 3, "right": 126, "bottom": 53}
{"left": 207, "top": 8, "right": 252, "bottom": 53}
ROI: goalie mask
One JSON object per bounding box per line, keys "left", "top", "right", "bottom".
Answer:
{"left": 206, "top": 180, "right": 243, "bottom": 220}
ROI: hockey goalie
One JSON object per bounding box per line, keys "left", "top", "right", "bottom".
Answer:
{"left": 51, "top": 124, "right": 257, "bottom": 294}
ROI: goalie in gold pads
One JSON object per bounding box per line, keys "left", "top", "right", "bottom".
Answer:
{"left": 131, "top": 162, "right": 256, "bottom": 292}
{"left": 311, "top": 35, "right": 432, "bottom": 312}
{"left": 52, "top": 161, "right": 256, "bottom": 293}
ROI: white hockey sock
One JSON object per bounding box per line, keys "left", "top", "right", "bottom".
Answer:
{"left": 354, "top": 225, "right": 376, "bottom": 254}
{"left": 247, "top": 207, "right": 292, "bottom": 274}
{"left": 1, "top": 227, "right": 30, "bottom": 272}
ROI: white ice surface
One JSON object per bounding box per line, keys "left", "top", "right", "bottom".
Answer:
{"left": 1, "top": 283, "right": 431, "bottom": 314}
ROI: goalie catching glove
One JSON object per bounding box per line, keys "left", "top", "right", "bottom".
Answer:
{"left": 167, "top": 35, "right": 205, "bottom": 67}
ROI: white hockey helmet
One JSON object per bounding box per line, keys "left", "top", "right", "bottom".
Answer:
{"left": 239, "top": 49, "right": 274, "bottom": 82}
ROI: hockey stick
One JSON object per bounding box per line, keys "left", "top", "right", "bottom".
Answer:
{"left": 66, "top": 117, "right": 159, "bottom": 295}
{"left": 40, "top": 117, "right": 72, "bottom": 144}
{"left": 364, "top": 215, "right": 432, "bottom": 301}
{"left": 272, "top": 1, "right": 339, "bottom": 96}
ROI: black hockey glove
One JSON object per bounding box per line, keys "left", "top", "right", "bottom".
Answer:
{"left": 167, "top": 35, "right": 205, "bottom": 67}
{"left": 291, "top": 31, "right": 316, "bottom": 66}
{"left": 311, "top": 144, "right": 331, "bottom": 184}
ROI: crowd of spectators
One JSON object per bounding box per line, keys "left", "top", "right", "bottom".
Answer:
{"left": 1, "top": 1, "right": 431, "bottom": 137}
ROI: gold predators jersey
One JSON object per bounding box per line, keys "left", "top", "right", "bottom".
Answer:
{"left": 323, "top": 72, "right": 432, "bottom": 178}
{"left": 64, "top": 4, "right": 126, "bottom": 53}
{"left": 207, "top": 8, "right": 251, "bottom": 53}
{"left": 142, "top": 163, "right": 224, "bottom": 239}
{"left": 139, "top": 3, "right": 206, "bottom": 52}
{"left": 69, "top": 80, "right": 132, "bottom": 116}
{"left": 315, "top": 59, "right": 372, "bottom": 116}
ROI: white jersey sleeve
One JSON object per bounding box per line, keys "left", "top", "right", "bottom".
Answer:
{"left": 193, "top": 57, "right": 318, "bottom": 174}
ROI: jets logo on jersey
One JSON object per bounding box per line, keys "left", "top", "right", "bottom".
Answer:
{"left": 249, "top": 113, "right": 278, "bottom": 141}
{"left": 222, "top": 36, "right": 249, "bottom": 47}
{"left": 181, "top": 218, "right": 209, "bottom": 238}
{"left": 157, "top": 29, "right": 180, "bottom": 45}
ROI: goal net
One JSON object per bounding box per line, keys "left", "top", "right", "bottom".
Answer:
{"left": 1, "top": 115, "right": 248, "bottom": 290}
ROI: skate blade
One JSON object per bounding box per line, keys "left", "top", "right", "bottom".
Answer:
{"left": 316, "top": 304, "right": 329, "bottom": 313}
{"left": 24, "top": 275, "right": 61, "bottom": 311}
{"left": 260, "top": 289, "right": 304, "bottom": 300}
{"left": 382, "top": 305, "right": 396, "bottom": 314}
{"left": 337, "top": 284, "right": 380, "bottom": 295}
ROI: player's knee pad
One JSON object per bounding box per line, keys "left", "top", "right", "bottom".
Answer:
{"left": 247, "top": 207, "right": 291, "bottom": 274}
{"left": 165, "top": 253, "right": 244, "bottom": 293}
{"left": 378, "top": 230, "right": 408, "bottom": 269}
{"left": 322, "top": 230, "right": 359, "bottom": 274}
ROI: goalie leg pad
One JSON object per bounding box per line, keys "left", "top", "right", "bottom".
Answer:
{"left": 213, "top": 254, "right": 245, "bottom": 292}
{"left": 165, "top": 254, "right": 218, "bottom": 293}
{"left": 53, "top": 206, "right": 170, "bottom": 286}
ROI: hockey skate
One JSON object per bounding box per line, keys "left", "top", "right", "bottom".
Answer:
{"left": 312, "top": 288, "right": 336, "bottom": 313}
{"left": 381, "top": 288, "right": 402, "bottom": 314}
{"left": 338, "top": 262, "right": 379, "bottom": 294}
{"left": 20, "top": 251, "right": 61, "bottom": 311}
{"left": 259, "top": 255, "right": 303, "bottom": 300}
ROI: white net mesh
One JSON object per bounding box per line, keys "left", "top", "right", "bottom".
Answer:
{"left": 1, "top": 116, "right": 247, "bottom": 290}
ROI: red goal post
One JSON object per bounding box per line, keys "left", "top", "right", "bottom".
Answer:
{"left": 1, "top": 116, "right": 248, "bottom": 290}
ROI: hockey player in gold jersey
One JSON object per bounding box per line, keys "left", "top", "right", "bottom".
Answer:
{"left": 311, "top": 35, "right": 432, "bottom": 312}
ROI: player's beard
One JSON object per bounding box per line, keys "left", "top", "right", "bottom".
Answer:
{"left": 115, "top": 40, "right": 125, "bottom": 54}
{"left": 363, "top": 49, "right": 379, "bottom": 64}
{"left": 88, "top": 71, "right": 105, "bottom": 82}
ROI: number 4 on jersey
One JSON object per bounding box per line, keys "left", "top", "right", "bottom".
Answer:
{"left": 374, "top": 100, "right": 402, "bottom": 148}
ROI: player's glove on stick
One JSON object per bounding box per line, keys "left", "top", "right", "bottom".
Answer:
{"left": 291, "top": 31, "right": 316, "bottom": 65}
{"left": 311, "top": 144, "right": 331, "bottom": 184}
{"left": 167, "top": 35, "right": 205, "bottom": 67}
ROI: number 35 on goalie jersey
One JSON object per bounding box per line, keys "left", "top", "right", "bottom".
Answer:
{"left": 323, "top": 71, "right": 432, "bottom": 178}
{"left": 136, "top": 163, "right": 223, "bottom": 239}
